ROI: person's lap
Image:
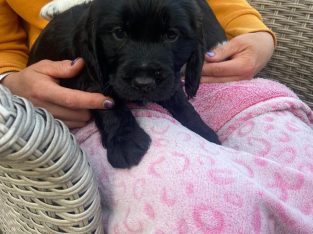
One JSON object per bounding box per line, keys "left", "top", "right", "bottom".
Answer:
{"left": 74, "top": 79, "right": 313, "bottom": 233}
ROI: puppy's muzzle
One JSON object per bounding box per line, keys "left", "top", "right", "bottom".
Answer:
{"left": 114, "top": 60, "right": 174, "bottom": 101}
{"left": 132, "top": 76, "right": 156, "bottom": 93}
{"left": 128, "top": 64, "right": 162, "bottom": 93}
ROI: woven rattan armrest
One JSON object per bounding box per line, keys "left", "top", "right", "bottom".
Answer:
{"left": 0, "top": 85, "right": 103, "bottom": 233}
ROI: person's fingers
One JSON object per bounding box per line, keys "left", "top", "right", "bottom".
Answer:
{"left": 30, "top": 96, "right": 92, "bottom": 129}
{"left": 31, "top": 99, "right": 92, "bottom": 121}
{"left": 202, "top": 58, "right": 255, "bottom": 79}
{"left": 205, "top": 40, "right": 243, "bottom": 62}
{"left": 29, "top": 59, "right": 115, "bottom": 109}
{"left": 31, "top": 58, "right": 85, "bottom": 79}
{"left": 32, "top": 83, "right": 114, "bottom": 110}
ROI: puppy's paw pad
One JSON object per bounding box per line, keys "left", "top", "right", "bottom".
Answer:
{"left": 106, "top": 128, "right": 151, "bottom": 168}
{"left": 40, "top": 2, "right": 61, "bottom": 20}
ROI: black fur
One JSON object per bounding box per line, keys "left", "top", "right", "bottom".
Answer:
{"left": 28, "top": 0, "right": 227, "bottom": 168}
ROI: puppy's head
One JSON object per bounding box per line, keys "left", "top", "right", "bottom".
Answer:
{"left": 80, "top": 0, "right": 226, "bottom": 101}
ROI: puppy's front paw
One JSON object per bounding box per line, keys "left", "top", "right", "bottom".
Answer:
{"left": 198, "top": 127, "right": 221, "bottom": 145}
{"left": 208, "top": 132, "right": 221, "bottom": 145}
{"left": 40, "top": 2, "right": 61, "bottom": 20}
{"left": 106, "top": 126, "right": 151, "bottom": 168}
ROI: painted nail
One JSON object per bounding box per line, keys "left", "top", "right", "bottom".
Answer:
{"left": 71, "top": 58, "right": 80, "bottom": 66}
{"left": 103, "top": 100, "right": 114, "bottom": 109}
{"left": 206, "top": 51, "right": 215, "bottom": 57}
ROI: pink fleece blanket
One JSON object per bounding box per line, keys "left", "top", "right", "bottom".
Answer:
{"left": 74, "top": 78, "right": 313, "bottom": 233}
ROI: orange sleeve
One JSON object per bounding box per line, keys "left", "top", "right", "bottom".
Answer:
{"left": 207, "top": 0, "right": 276, "bottom": 44}
{"left": 0, "top": 0, "right": 29, "bottom": 73}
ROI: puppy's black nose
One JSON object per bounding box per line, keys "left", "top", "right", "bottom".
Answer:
{"left": 132, "top": 76, "right": 156, "bottom": 92}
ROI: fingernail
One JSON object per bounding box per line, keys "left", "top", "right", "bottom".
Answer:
{"left": 206, "top": 51, "right": 215, "bottom": 57}
{"left": 71, "top": 58, "right": 80, "bottom": 66}
{"left": 103, "top": 100, "right": 114, "bottom": 109}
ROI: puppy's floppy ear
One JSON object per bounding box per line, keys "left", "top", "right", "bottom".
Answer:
{"left": 184, "top": 0, "right": 227, "bottom": 98}
{"left": 73, "top": 4, "right": 105, "bottom": 90}
{"left": 184, "top": 23, "right": 206, "bottom": 99}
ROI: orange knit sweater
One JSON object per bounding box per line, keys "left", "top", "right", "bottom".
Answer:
{"left": 0, "top": 0, "right": 275, "bottom": 74}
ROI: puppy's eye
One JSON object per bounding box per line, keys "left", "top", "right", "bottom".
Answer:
{"left": 112, "top": 27, "right": 127, "bottom": 40}
{"left": 164, "top": 29, "right": 179, "bottom": 42}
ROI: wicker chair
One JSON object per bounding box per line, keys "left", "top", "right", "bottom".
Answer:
{"left": 1, "top": 0, "right": 313, "bottom": 233}
{"left": 0, "top": 85, "right": 103, "bottom": 233}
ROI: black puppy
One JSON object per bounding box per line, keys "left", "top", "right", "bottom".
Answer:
{"left": 28, "top": 0, "right": 227, "bottom": 168}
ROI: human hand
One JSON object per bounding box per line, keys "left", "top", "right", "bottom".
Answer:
{"left": 201, "top": 32, "right": 275, "bottom": 83}
{"left": 2, "top": 58, "right": 114, "bottom": 128}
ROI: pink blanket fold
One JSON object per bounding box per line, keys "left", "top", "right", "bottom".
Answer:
{"left": 190, "top": 78, "right": 307, "bottom": 130}
{"left": 190, "top": 78, "right": 313, "bottom": 141}
{"left": 73, "top": 78, "right": 313, "bottom": 233}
